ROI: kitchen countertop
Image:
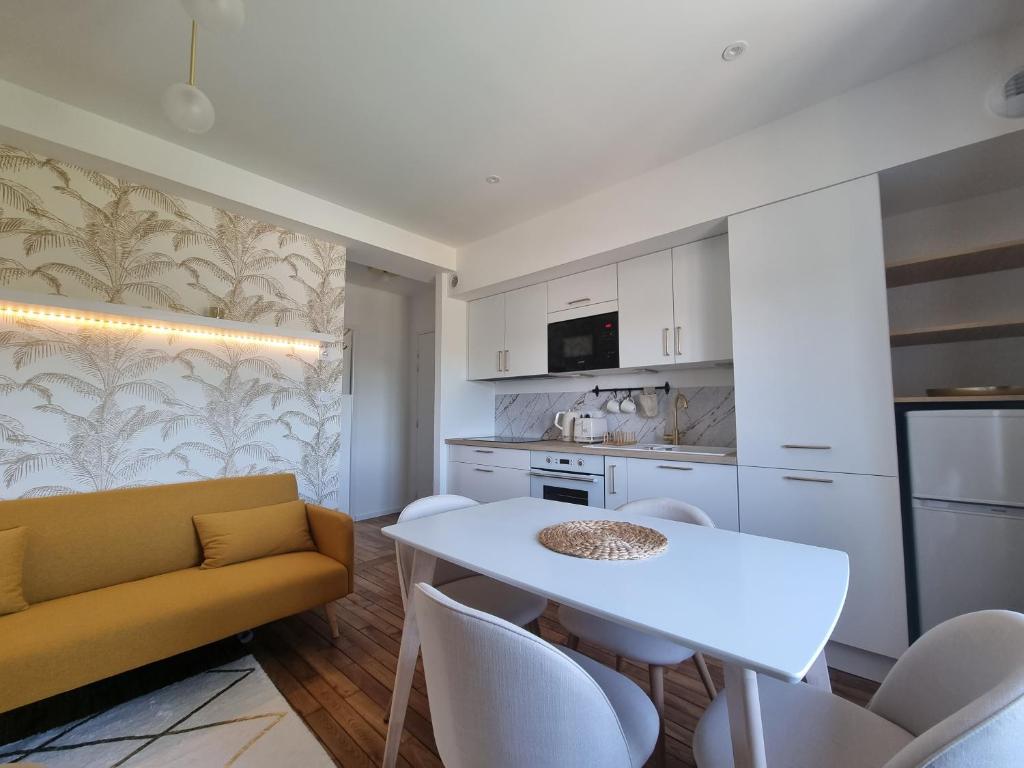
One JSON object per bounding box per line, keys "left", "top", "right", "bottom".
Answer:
{"left": 446, "top": 437, "right": 738, "bottom": 465}
{"left": 895, "top": 395, "right": 1024, "bottom": 403}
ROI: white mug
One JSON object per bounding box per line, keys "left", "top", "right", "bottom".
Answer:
{"left": 620, "top": 396, "right": 636, "bottom": 414}
{"left": 605, "top": 397, "right": 620, "bottom": 414}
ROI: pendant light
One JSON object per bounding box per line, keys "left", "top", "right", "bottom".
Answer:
{"left": 162, "top": 21, "right": 215, "bottom": 134}
{"left": 162, "top": 0, "right": 245, "bottom": 134}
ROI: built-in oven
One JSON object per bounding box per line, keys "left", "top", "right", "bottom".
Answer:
{"left": 529, "top": 451, "right": 605, "bottom": 507}
{"left": 547, "top": 311, "right": 619, "bottom": 373}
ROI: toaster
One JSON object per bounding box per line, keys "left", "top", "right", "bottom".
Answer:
{"left": 573, "top": 412, "right": 608, "bottom": 443}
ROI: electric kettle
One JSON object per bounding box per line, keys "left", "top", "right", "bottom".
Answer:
{"left": 553, "top": 409, "right": 581, "bottom": 442}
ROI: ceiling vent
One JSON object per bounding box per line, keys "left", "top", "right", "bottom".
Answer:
{"left": 988, "top": 67, "right": 1024, "bottom": 118}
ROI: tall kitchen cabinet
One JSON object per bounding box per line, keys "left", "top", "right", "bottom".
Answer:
{"left": 617, "top": 235, "right": 732, "bottom": 369}
{"left": 729, "top": 175, "right": 909, "bottom": 661}
{"left": 467, "top": 283, "right": 547, "bottom": 379}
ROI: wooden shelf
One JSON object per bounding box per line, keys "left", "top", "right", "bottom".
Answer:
{"left": 890, "top": 319, "right": 1024, "bottom": 347}
{"left": 886, "top": 240, "right": 1024, "bottom": 288}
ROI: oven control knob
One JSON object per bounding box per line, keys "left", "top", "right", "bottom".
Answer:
{"left": 545, "top": 457, "right": 552, "bottom": 464}
{"left": 576, "top": 459, "right": 584, "bottom": 466}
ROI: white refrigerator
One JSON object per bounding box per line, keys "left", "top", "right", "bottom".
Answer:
{"left": 908, "top": 409, "right": 1024, "bottom": 635}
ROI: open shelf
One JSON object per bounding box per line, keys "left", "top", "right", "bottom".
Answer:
{"left": 886, "top": 240, "right": 1024, "bottom": 288}
{"left": 890, "top": 319, "right": 1024, "bottom": 347}
{"left": 0, "top": 288, "right": 333, "bottom": 351}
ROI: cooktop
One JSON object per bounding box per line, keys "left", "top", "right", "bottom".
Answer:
{"left": 466, "top": 436, "right": 543, "bottom": 443}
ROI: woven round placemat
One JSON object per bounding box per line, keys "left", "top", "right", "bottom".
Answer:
{"left": 538, "top": 520, "right": 668, "bottom": 561}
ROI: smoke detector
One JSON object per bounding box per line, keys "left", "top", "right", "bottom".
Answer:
{"left": 988, "top": 67, "right": 1024, "bottom": 118}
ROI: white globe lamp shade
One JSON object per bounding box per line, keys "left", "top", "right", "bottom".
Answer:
{"left": 180, "top": 0, "right": 245, "bottom": 32}
{"left": 162, "top": 82, "right": 216, "bottom": 134}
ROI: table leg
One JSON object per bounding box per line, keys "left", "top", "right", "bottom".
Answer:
{"left": 724, "top": 664, "right": 767, "bottom": 768}
{"left": 383, "top": 550, "right": 437, "bottom": 768}
{"left": 805, "top": 649, "right": 832, "bottom": 692}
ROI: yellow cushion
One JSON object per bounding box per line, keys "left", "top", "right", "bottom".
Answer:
{"left": 194, "top": 500, "right": 316, "bottom": 568}
{"left": 0, "top": 551, "right": 348, "bottom": 713}
{"left": 0, "top": 527, "right": 28, "bottom": 615}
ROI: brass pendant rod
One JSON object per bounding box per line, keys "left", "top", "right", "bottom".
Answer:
{"left": 188, "top": 20, "right": 198, "bottom": 86}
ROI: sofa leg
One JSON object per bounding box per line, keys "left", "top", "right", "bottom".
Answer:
{"left": 325, "top": 603, "right": 340, "bottom": 639}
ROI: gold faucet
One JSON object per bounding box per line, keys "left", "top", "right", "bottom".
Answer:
{"left": 663, "top": 392, "right": 689, "bottom": 445}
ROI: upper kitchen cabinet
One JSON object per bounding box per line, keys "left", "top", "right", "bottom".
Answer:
{"left": 672, "top": 236, "right": 732, "bottom": 364}
{"left": 467, "top": 283, "right": 547, "bottom": 380}
{"left": 617, "top": 235, "right": 731, "bottom": 369}
{"left": 467, "top": 293, "right": 506, "bottom": 380}
{"left": 503, "top": 283, "right": 547, "bottom": 377}
{"left": 729, "top": 176, "right": 898, "bottom": 476}
{"left": 547, "top": 264, "right": 617, "bottom": 313}
{"left": 617, "top": 249, "right": 675, "bottom": 367}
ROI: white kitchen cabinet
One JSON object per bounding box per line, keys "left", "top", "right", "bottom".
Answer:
{"left": 672, "top": 236, "right": 732, "bottom": 364}
{"left": 626, "top": 458, "right": 739, "bottom": 531}
{"left": 467, "top": 293, "right": 506, "bottom": 380}
{"left": 467, "top": 284, "right": 547, "bottom": 380}
{"left": 547, "top": 264, "right": 617, "bottom": 314}
{"left": 449, "top": 457, "right": 530, "bottom": 503}
{"left": 617, "top": 250, "right": 675, "bottom": 368}
{"left": 603, "top": 456, "right": 629, "bottom": 509}
{"left": 503, "top": 284, "right": 547, "bottom": 378}
{"left": 728, "top": 176, "right": 897, "bottom": 476}
{"left": 737, "top": 466, "right": 908, "bottom": 658}
{"left": 617, "top": 236, "right": 731, "bottom": 369}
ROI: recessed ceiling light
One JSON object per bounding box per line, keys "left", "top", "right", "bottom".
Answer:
{"left": 485, "top": 175, "right": 502, "bottom": 184}
{"left": 721, "top": 41, "right": 748, "bottom": 62}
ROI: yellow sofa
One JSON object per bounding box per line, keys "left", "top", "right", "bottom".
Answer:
{"left": 0, "top": 474, "right": 354, "bottom": 714}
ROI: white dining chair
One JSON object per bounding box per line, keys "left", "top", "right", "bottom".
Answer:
{"left": 694, "top": 609, "right": 1024, "bottom": 768}
{"left": 413, "top": 582, "right": 660, "bottom": 768}
{"left": 396, "top": 495, "right": 547, "bottom": 630}
{"left": 558, "top": 497, "right": 718, "bottom": 762}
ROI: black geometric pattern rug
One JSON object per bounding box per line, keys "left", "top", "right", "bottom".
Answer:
{"left": 0, "top": 656, "right": 334, "bottom": 767}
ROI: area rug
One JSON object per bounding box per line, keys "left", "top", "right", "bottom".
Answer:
{"left": 0, "top": 656, "right": 334, "bottom": 767}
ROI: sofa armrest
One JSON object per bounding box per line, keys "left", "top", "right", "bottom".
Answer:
{"left": 306, "top": 503, "right": 355, "bottom": 593}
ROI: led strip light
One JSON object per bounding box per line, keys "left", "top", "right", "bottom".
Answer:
{"left": 0, "top": 303, "right": 323, "bottom": 352}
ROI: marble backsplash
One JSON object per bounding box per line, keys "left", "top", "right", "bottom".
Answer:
{"left": 495, "top": 387, "right": 736, "bottom": 447}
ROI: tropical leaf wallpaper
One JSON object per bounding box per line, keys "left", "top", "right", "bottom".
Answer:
{"left": 0, "top": 144, "right": 346, "bottom": 504}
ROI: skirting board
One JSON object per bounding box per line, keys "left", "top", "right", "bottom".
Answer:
{"left": 826, "top": 640, "right": 896, "bottom": 684}
{"left": 354, "top": 506, "right": 405, "bottom": 521}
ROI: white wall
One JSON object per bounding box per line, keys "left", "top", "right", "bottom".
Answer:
{"left": 455, "top": 24, "right": 1024, "bottom": 296}
{"left": 0, "top": 79, "right": 455, "bottom": 281}
{"left": 434, "top": 274, "right": 496, "bottom": 493}
{"left": 884, "top": 184, "right": 1024, "bottom": 395}
{"left": 345, "top": 281, "right": 413, "bottom": 519}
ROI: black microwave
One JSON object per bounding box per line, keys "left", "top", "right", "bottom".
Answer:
{"left": 547, "top": 311, "right": 619, "bottom": 373}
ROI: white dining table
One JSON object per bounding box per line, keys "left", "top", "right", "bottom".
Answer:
{"left": 380, "top": 496, "right": 849, "bottom": 768}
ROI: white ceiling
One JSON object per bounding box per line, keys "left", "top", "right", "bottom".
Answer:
{"left": 0, "top": 1, "right": 1022, "bottom": 247}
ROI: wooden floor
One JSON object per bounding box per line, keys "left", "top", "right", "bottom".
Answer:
{"left": 252, "top": 514, "right": 879, "bottom": 767}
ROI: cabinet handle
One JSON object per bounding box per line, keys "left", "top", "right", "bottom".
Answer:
{"left": 657, "top": 464, "right": 693, "bottom": 471}
{"left": 783, "top": 475, "right": 834, "bottom": 484}
{"left": 504, "top": 349, "right": 510, "bottom": 372}
{"left": 675, "top": 326, "right": 682, "bottom": 356}
{"left": 474, "top": 449, "right": 494, "bottom": 454}
{"left": 608, "top": 464, "right": 617, "bottom": 494}
{"left": 528, "top": 471, "right": 595, "bottom": 483}
{"left": 662, "top": 328, "right": 670, "bottom": 356}
{"left": 781, "top": 444, "right": 832, "bottom": 450}
{"left": 473, "top": 468, "right": 495, "bottom": 473}
{"left": 567, "top": 297, "right": 591, "bottom": 305}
